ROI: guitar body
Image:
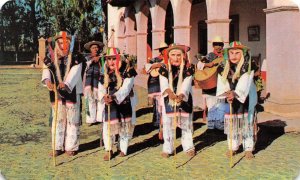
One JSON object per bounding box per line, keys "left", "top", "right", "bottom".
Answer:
{"left": 194, "top": 57, "right": 223, "bottom": 89}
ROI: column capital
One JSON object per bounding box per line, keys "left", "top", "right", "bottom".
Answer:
{"left": 152, "top": 29, "right": 166, "bottom": 33}
{"left": 117, "top": 36, "right": 126, "bottom": 39}
{"left": 263, "top": 6, "right": 299, "bottom": 14}
{"left": 205, "top": 19, "right": 232, "bottom": 24}
{"left": 173, "top": 25, "right": 192, "bottom": 29}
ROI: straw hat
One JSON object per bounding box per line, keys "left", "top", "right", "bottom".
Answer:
{"left": 165, "top": 43, "right": 191, "bottom": 54}
{"left": 211, "top": 36, "right": 224, "bottom": 43}
{"left": 84, "top": 41, "right": 104, "bottom": 50}
{"left": 154, "top": 42, "right": 168, "bottom": 50}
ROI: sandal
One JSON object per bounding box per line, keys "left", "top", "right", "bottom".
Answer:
{"left": 103, "top": 151, "right": 113, "bottom": 161}
{"left": 245, "top": 151, "right": 254, "bottom": 160}
{"left": 226, "top": 150, "right": 237, "bottom": 158}
{"left": 65, "top": 151, "right": 77, "bottom": 156}
{"left": 186, "top": 149, "right": 196, "bottom": 157}
{"left": 161, "top": 152, "right": 170, "bottom": 158}
{"left": 118, "top": 151, "right": 126, "bottom": 157}
{"left": 49, "top": 150, "right": 64, "bottom": 157}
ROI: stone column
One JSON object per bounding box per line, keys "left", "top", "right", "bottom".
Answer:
{"left": 38, "top": 37, "right": 46, "bottom": 67}
{"left": 117, "top": 36, "right": 126, "bottom": 53}
{"left": 173, "top": 25, "right": 192, "bottom": 46}
{"left": 263, "top": 0, "right": 300, "bottom": 115}
{"left": 151, "top": 29, "right": 166, "bottom": 57}
{"left": 125, "top": 34, "right": 136, "bottom": 55}
{"left": 206, "top": 0, "right": 231, "bottom": 52}
{"left": 136, "top": 32, "right": 148, "bottom": 70}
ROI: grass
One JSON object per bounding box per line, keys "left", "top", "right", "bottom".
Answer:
{"left": 0, "top": 68, "right": 300, "bottom": 179}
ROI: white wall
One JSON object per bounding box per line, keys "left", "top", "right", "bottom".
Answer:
{"left": 230, "top": 0, "right": 267, "bottom": 59}
{"left": 190, "top": 0, "right": 267, "bottom": 60}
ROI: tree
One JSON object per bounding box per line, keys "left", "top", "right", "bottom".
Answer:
{"left": 35, "top": 0, "right": 106, "bottom": 51}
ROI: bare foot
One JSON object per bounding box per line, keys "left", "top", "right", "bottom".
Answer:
{"left": 245, "top": 151, "right": 254, "bottom": 160}
{"left": 226, "top": 150, "right": 236, "bottom": 158}
{"left": 161, "top": 152, "right": 170, "bottom": 158}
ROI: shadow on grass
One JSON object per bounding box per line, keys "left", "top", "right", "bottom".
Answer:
{"left": 254, "top": 119, "right": 286, "bottom": 155}
{"left": 78, "top": 138, "right": 101, "bottom": 153}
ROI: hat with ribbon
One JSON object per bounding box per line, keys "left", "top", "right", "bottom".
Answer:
{"left": 54, "top": 31, "right": 71, "bottom": 41}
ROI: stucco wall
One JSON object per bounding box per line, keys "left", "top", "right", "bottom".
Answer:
{"left": 230, "top": 0, "right": 267, "bottom": 59}
{"left": 190, "top": 0, "right": 267, "bottom": 60}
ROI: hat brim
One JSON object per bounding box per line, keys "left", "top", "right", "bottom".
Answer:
{"left": 84, "top": 41, "right": 104, "bottom": 50}
{"left": 154, "top": 46, "right": 168, "bottom": 50}
{"left": 165, "top": 45, "right": 191, "bottom": 54}
{"left": 54, "top": 35, "right": 72, "bottom": 41}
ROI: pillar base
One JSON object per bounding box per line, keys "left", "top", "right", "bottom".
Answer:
{"left": 264, "top": 98, "right": 300, "bottom": 118}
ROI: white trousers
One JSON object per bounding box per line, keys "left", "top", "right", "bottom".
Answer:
{"left": 51, "top": 96, "right": 80, "bottom": 151}
{"left": 162, "top": 113, "right": 194, "bottom": 154}
{"left": 84, "top": 88, "right": 101, "bottom": 124}
{"left": 103, "top": 122, "right": 134, "bottom": 155}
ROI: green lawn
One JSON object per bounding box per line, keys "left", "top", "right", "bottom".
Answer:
{"left": 0, "top": 69, "right": 300, "bottom": 179}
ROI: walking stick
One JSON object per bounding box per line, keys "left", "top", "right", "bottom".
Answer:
{"left": 229, "top": 103, "right": 233, "bottom": 168}
{"left": 43, "top": 67, "right": 58, "bottom": 167}
{"left": 107, "top": 88, "right": 111, "bottom": 166}
{"left": 173, "top": 101, "right": 177, "bottom": 156}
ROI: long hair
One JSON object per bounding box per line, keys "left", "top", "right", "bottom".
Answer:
{"left": 168, "top": 50, "right": 185, "bottom": 106}
{"left": 222, "top": 49, "right": 245, "bottom": 83}
{"left": 103, "top": 60, "right": 123, "bottom": 90}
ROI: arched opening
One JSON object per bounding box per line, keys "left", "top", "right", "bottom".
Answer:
{"left": 165, "top": 2, "right": 174, "bottom": 45}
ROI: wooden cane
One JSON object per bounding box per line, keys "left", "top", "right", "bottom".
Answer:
{"left": 43, "top": 67, "right": 58, "bottom": 167}
{"left": 229, "top": 103, "right": 233, "bottom": 168}
{"left": 107, "top": 88, "right": 111, "bottom": 166}
{"left": 174, "top": 101, "right": 177, "bottom": 156}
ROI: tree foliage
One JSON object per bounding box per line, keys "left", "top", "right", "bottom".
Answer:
{"left": 0, "top": 0, "right": 107, "bottom": 54}
{"left": 35, "top": 0, "right": 106, "bottom": 45}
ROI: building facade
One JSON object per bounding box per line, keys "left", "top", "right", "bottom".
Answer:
{"left": 107, "top": 0, "right": 300, "bottom": 115}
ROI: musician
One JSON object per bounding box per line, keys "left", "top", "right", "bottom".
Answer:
{"left": 83, "top": 41, "right": 104, "bottom": 126}
{"left": 42, "top": 31, "right": 84, "bottom": 156}
{"left": 158, "top": 43, "right": 195, "bottom": 158}
{"left": 145, "top": 42, "right": 168, "bottom": 128}
{"left": 216, "top": 41, "right": 258, "bottom": 160}
{"left": 97, "top": 47, "right": 137, "bottom": 161}
{"left": 197, "top": 36, "right": 226, "bottom": 131}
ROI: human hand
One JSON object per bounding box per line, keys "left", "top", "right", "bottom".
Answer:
{"left": 46, "top": 80, "right": 54, "bottom": 91}
{"left": 58, "top": 82, "right": 65, "bottom": 90}
{"left": 176, "top": 94, "right": 185, "bottom": 103}
{"left": 226, "top": 91, "right": 235, "bottom": 104}
{"left": 151, "top": 63, "right": 163, "bottom": 69}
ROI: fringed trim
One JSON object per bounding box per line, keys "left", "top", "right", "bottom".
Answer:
{"left": 224, "top": 113, "right": 254, "bottom": 139}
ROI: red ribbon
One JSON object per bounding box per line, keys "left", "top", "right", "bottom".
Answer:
{"left": 62, "top": 32, "right": 67, "bottom": 54}
{"left": 112, "top": 48, "right": 120, "bottom": 73}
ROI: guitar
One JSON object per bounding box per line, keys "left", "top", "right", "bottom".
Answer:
{"left": 194, "top": 57, "right": 223, "bottom": 89}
